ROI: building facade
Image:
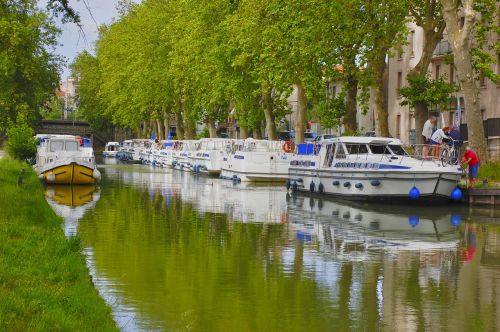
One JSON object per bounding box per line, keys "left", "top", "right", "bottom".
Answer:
{"left": 387, "top": 22, "right": 500, "bottom": 158}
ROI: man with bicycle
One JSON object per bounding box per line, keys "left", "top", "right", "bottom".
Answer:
{"left": 461, "top": 147, "right": 480, "bottom": 188}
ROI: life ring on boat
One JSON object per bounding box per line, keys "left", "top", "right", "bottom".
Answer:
{"left": 282, "top": 141, "right": 294, "bottom": 153}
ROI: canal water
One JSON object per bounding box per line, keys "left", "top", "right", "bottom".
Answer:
{"left": 45, "top": 160, "right": 500, "bottom": 332}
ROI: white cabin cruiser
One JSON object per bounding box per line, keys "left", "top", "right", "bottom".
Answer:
{"left": 118, "top": 139, "right": 149, "bottom": 164}
{"left": 140, "top": 140, "right": 164, "bottom": 165}
{"left": 220, "top": 138, "right": 292, "bottom": 182}
{"left": 172, "top": 140, "right": 199, "bottom": 171}
{"left": 102, "top": 142, "right": 120, "bottom": 158}
{"left": 189, "top": 138, "right": 236, "bottom": 175}
{"left": 35, "top": 134, "right": 100, "bottom": 185}
{"left": 287, "top": 137, "right": 463, "bottom": 203}
{"left": 152, "top": 140, "right": 177, "bottom": 168}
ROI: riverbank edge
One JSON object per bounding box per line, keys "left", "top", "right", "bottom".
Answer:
{"left": 0, "top": 157, "right": 118, "bottom": 331}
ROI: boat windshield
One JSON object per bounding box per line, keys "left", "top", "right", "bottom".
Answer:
{"left": 50, "top": 140, "right": 79, "bottom": 152}
{"left": 50, "top": 140, "right": 64, "bottom": 152}
{"left": 369, "top": 144, "right": 391, "bottom": 154}
{"left": 65, "top": 141, "right": 79, "bottom": 151}
{"left": 388, "top": 144, "right": 408, "bottom": 156}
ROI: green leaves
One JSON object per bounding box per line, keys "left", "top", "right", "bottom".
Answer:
{"left": 398, "top": 75, "right": 458, "bottom": 111}
{"left": 0, "top": 0, "right": 61, "bottom": 131}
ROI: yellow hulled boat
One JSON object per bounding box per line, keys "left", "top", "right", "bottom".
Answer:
{"left": 35, "top": 135, "right": 101, "bottom": 185}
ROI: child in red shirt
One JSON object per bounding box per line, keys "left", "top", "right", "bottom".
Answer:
{"left": 462, "top": 147, "right": 480, "bottom": 188}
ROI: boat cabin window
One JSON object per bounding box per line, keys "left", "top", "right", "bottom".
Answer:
{"left": 369, "top": 144, "right": 391, "bottom": 154}
{"left": 49, "top": 140, "right": 65, "bottom": 152}
{"left": 323, "top": 144, "right": 336, "bottom": 167}
{"left": 65, "top": 141, "right": 79, "bottom": 151}
{"left": 388, "top": 144, "right": 408, "bottom": 156}
{"left": 345, "top": 144, "right": 368, "bottom": 154}
{"left": 49, "top": 140, "right": 79, "bottom": 152}
{"left": 335, "top": 144, "right": 347, "bottom": 159}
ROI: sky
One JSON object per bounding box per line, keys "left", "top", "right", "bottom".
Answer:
{"left": 40, "top": 0, "right": 121, "bottom": 79}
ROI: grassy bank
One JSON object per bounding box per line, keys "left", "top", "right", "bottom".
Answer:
{"left": 0, "top": 158, "right": 117, "bottom": 331}
{"left": 478, "top": 161, "right": 500, "bottom": 183}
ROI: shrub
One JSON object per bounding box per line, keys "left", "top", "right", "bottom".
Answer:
{"left": 6, "top": 121, "right": 37, "bottom": 162}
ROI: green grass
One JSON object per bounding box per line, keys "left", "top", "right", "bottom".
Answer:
{"left": 478, "top": 161, "right": 500, "bottom": 183}
{"left": 0, "top": 158, "right": 117, "bottom": 331}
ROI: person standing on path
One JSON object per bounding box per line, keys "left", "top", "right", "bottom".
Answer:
{"left": 422, "top": 115, "right": 437, "bottom": 159}
{"left": 461, "top": 147, "right": 480, "bottom": 188}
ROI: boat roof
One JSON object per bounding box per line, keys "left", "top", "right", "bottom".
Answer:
{"left": 106, "top": 142, "right": 120, "bottom": 145}
{"left": 326, "top": 136, "right": 403, "bottom": 145}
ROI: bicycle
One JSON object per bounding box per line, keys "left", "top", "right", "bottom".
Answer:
{"left": 440, "top": 138, "right": 462, "bottom": 166}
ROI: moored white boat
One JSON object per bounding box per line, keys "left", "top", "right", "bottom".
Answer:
{"left": 189, "top": 138, "right": 237, "bottom": 175}
{"left": 287, "top": 137, "right": 463, "bottom": 203}
{"left": 220, "top": 138, "right": 292, "bottom": 182}
{"left": 172, "top": 140, "right": 198, "bottom": 171}
{"left": 102, "top": 142, "right": 120, "bottom": 158}
{"left": 118, "top": 139, "right": 150, "bottom": 164}
{"left": 35, "top": 134, "right": 101, "bottom": 185}
{"left": 152, "top": 140, "right": 177, "bottom": 167}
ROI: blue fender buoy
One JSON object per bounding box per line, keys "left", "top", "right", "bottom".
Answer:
{"left": 408, "top": 215, "right": 420, "bottom": 228}
{"left": 355, "top": 183, "right": 363, "bottom": 189}
{"left": 409, "top": 186, "right": 420, "bottom": 200}
{"left": 310, "top": 181, "right": 315, "bottom": 193}
{"left": 333, "top": 180, "right": 340, "bottom": 186}
{"left": 370, "top": 180, "right": 381, "bottom": 186}
{"left": 451, "top": 187, "right": 462, "bottom": 201}
{"left": 450, "top": 214, "right": 461, "bottom": 226}
{"left": 343, "top": 182, "right": 351, "bottom": 188}
{"left": 318, "top": 182, "right": 324, "bottom": 194}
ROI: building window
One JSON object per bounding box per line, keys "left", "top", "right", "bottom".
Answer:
{"left": 397, "top": 71, "right": 403, "bottom": 90}
{"left": 409, "top": 31, "right": 415, "bottom": 57}
{"left": 397, "top": 44, "right": 403, "bottom": 60}
{"left": 449, "top": 111, "right": 455, "bottom": 126}
{"left": 396, "top": 114, "right": 401, "bottom": 139}
{"left": 450, "top": 65, "right": 454, "bottom": 84}
{"left": 332, "top": 85, "right": 337, "bottom": 97}
{"left": 435, "top": 65, "right": 440, "bottom": 80}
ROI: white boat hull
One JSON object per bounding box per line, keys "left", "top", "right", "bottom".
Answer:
{"left": 288, "top": 167, "right": 461, "bottom": 202}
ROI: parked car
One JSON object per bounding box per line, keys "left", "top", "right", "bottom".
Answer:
{"left": 314, "top": 134, "right": 336, "bottom": 142}
{"left": 303, "top": 132, "right": 317, "bottom": 142}
{"left": 364, "top": 131, "right": 376, "bottom": 137}
{"left": 277, "top": 131, "right": 295, "bottom": 141}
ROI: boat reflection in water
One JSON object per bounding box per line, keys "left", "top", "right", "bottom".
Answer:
{"left": 45, "top": 185, "right": 100, "bottom": 236}
{"left": 286, "top": 194, "right": 459, "bottom": 259}
{"left": 104, "top": 165, "right": 289, "bottom": 224}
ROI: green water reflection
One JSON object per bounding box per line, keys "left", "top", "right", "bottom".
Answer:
{"left": 48, "top": 164, "right": 500, "bottom": 331}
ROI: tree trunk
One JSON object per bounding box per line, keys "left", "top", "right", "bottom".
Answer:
{"left": 369, "top": 48, "right": 389, "bottom": 137}
{"left": 254, "top": 125, "right": 262, "bottom": 139}
{"left": 261, "top": 90, "right": 277, "bottom": 140}
{"left": 344, "top": 76, "right": 358, "bottom": 134}
{"left": 239, "top": 126, "right": 248, "bottom": 139}
{"left": 175, "top": 110, "right": 184, "bottom": 140}
{"left": 294, "top": 82, "right": 307, "bottom": 144}
{"left": 156, "top": 118, "right": 164, "bottom": 140}
{"left": 207, "top": 118, "right": 217, "bottom": 138}
{"left": 184, "top": 116, "right": 196, "bottom": 139}
{"left": 440, "top": 0, "right": 487, "bottom": 161}
{"left": 406, "top": 19, "right": 445, "bottom": 142}
{"left": 414, "top": 102, "right": 428, "bottom": 144}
